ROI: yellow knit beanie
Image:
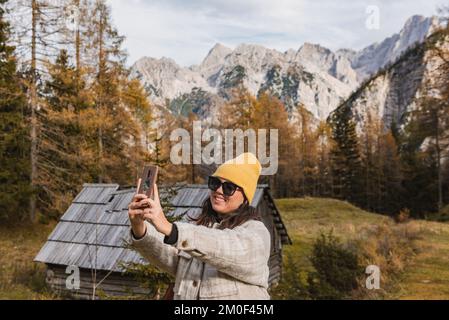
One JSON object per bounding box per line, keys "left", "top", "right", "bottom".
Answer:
{"left": 212, "top": 152, "right": 262, "bottom": 204}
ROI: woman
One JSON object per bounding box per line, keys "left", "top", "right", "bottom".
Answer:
{"left": 128, "top": 152, "right": 271, "bottom": 300}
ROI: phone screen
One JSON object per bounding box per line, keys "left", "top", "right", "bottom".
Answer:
{"left": 138, "top": 165, "right": 159, "bottom": 198}
{"left": 143, "top": 177, "right": 152, "bottom": 193}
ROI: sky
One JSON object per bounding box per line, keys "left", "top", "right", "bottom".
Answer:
{"left": 106, "top": 0, "right": 447, "bottom": 67}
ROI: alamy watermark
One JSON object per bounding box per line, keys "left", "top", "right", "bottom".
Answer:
{"left": 54, "top": 263, "right": 380, "bottom": 292}
{"left": 365, "top": 265, "right": 381, "bottom": 290}
{"left": 65, "top": 265, "right": 80, "bottom": 290}
{"left": 366, "top": 5, "right": 380, "bottom": 30}
{"left": 43, "top": 265, "right": 80, "bottom": 291}
{"left": 169, "top": 121, "right": 279, "bottom": 175}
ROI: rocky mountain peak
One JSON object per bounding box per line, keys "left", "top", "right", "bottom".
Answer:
{"left": 299, "top": 42, "right": 332, "bottom": 56}
{"left": 130, "top": 15, "right": 442, "bottom": 123}
{"left": 350, "top": 15, "right": 441, "bottom": 81}
{"left": 200, "top": 43, "right": 232, "bottom": 68}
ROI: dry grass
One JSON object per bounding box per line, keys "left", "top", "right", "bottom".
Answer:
{"left": 350, "top": 221, "right": 422, "bottom": 299}
{"left": 272, "top": 197, "right": 449, "bottom": 300}
{"left": 0, "top": 221, "right": 59, "bottom": 300}
{"left": 387, "top": 220, "right": 449, "bottom": 299}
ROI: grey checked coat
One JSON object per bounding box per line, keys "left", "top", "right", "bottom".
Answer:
{"left": 130, "top": 218, "right": 271, "bottom": 300}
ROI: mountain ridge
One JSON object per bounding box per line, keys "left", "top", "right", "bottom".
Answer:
{"left": 129, "top": 15, "right": 443, "bottom": 124}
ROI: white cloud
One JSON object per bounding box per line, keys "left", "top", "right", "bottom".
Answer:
{"left": 107, "top": 0, "right": 446, "bottom": 67}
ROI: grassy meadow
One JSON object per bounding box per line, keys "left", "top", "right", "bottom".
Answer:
{"left": 1, "top": 198, "right": 448, "bottom": 299}
{"left": 271, "top": 198, "right": 449, "bottom": 299}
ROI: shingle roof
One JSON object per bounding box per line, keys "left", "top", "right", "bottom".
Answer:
{"left": 34, "top": 184, "right": 291, "bottom": 272}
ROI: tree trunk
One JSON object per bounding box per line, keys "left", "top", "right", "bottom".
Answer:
{"left": 97, "top": 8, "right": 105, "bottom": 183}
{"left": 75, "top": 0, "right": 81, "bottom": 72}
{"left": 29, "top": 0, "right": 38, "bottom": 223}
{"left": 435, "top": 112, "right": 443, "bottom": 211}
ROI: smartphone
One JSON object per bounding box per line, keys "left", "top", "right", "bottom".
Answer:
{"left": 137, "top": 165, "right": 159, "bottom": 200}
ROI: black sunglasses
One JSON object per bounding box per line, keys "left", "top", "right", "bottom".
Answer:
{"left": 208, "top": 176, "right": 241, "bottom": 197}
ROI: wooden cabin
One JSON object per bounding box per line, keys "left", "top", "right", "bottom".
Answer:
{"left": 34, "top": 183, "right": 292, "bottom": 299}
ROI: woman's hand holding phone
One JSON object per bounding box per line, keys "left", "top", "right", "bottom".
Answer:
{"left": 128, "top": 179, "right": 173, "bottom": 238}
{"left": 128, "top": 179, "right": 147, "bottom": 238}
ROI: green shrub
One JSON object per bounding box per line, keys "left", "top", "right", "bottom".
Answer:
{"left": 307, "top": 231, "right": 363, "bottom": 299}
{"left": 270, "top": 252, "right": 310, "bottom": 300}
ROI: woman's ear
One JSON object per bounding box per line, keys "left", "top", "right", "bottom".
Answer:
{"left": 242, "top": 192, "right": 249, "bottom": 205}
{"left": 240, "top": 196, "right": 249, "bottom": 207}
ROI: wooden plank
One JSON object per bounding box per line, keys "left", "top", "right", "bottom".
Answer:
{"left": 50, "top": 285, "right": 150, "bottom": 300}
{"left": 50, "top": 267, "right": 144, "bottom": 283}
{"left": 269, "top": 272, "right": 281, "bottom": 281}
{"left": 269, "top": 272, "right": 281, "bottom": 283}
{"left": 50, "top": 275, "right": 146, "bottom": 288}
{"left": 48, "top": 276, "right": 150, "bottom": 296}
{"left": 269, "top": 265, "right": 281, "bottom": 275}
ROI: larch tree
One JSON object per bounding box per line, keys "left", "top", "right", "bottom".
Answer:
{"left": 296, "top": 104, "right": 319, "bottom": 197}
{"left": 378, "top": 130, "right": 403, "bottom": 214}
{"left": 360, "top": 111, "right": 382, "bottom": 212}
{"left": 8, "top": 0, "right": 68, "bottom": 221}
{"left": 40, "top": 49, "right": 92, "bottom": 217}
{"left": 315, "top": 121, "right": 334, "bottom": 198}
{"left": 252, "top": 93, "right": 295, "bottom": 197}
{"left": 80, "top": 0, "right": 143, "bottom": 185}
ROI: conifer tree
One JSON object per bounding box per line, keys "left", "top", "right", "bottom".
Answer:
{"left": 315, "top": 121, "right": 333, "bottom": 197}
{"left": 9, "top": 0, "right": 69, "bottom": 221}
{"left": 253, "top": 93, "right": 288, "bottom": 196}
{"left": 378, "top": 130, "right": 403, "bottom": 214}
{"left": 296, "top": 104, "right": 319, "bottom": 197}
{"left": 0, "top": 0, "right": 30, "bottom": 221}
{"left": 421, "top": 25, "right": 449, "bottom": 211}
{"left": 80, "top": 0, "right": 142, "bottom": 185}
{"left": 40, "top": 49, "right": 91, "bottom": 216}
{"left": 329, "top": 105, "right": 364, "bottom": 207}
{"left": 402, "top": 26, "right": 449, "bottom": 213}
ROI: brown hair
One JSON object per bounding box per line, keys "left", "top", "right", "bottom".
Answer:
{"left": 187, "top": 194, "right": 262, "bottom": 230}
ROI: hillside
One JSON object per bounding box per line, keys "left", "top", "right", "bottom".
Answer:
{"left": 271, "top": 198, "right": 449, "bottom": 299}
{"left": 1, "top": 198, "right": 448, "bottom": 299}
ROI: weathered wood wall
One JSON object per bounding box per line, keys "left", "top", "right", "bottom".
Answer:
{"left": 46, "top": 265, "right": 150, "bottom": 300}
{"left": 259, "top": 198, "right": 283, "bottom": 288}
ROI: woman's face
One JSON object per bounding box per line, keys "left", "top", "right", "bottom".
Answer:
{"left": 210, "top": 177, "right": 245, "bottom": 214}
